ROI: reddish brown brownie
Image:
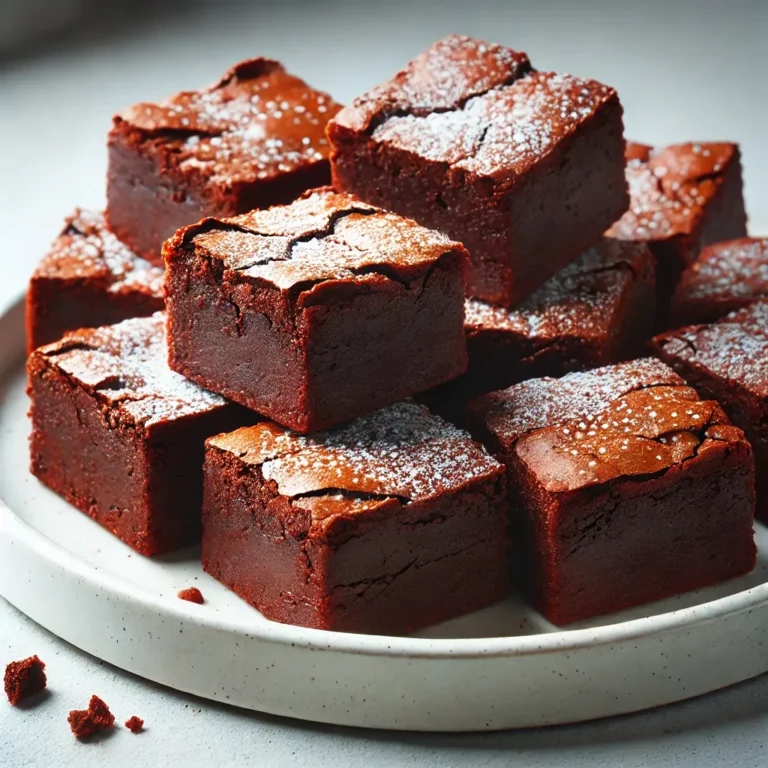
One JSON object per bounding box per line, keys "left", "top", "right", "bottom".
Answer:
{"left": 68, "top": 695, "right": 115, "bottom": 739}
{"left": 177, "top": 587, "right": 204, "bottom": 604}
{"left": 421, "top": 238, "right": 655, "bottom": 423}
{"left": 468, "top": 358, "right": 756, "bottom": 625}
{"left": 607, "top": 141, "right": 747, "bottom": 320}
{"left": 125, "top": 716, "right": 144, "bottom": 734}
{"left": 26, "top": 209, "right": 164, "bottom": 352}
{"left": 107, "top": 58, "right": 341, "bottom": 263}
{"left": 670, "top": 238, "right": 768, "bottom": 327}
{"left": 651, "top": 301, "right": 768, "bottom": 521}
{"left": 164, "top": 188, "right": 469, "bottom": 433}
{"left": 328, "top": 34, "right": 628, "bottom": 306}
{"left": 4, "top": 656, "right": 47, "bottom": 706}
{"left": 202, "top": 401, "right": 508, "bottom": 634}
{"left": 28, "top": 313, "right": 249, "bottom": 555}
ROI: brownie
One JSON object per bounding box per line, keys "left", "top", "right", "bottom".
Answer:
{"left": 164, "top": 187, "right": 469, "bottom": 433}
{"left": 651, "top": 301, "right": 768, "bottom": 521}
{"left": 607, "top": 141, "right": 747, "bottom": 320}
{"left": 68, "top": 696, "right": 115, "bottom": 739}
{"left": 327, "top": 34, "right": 628, "bottom": 306}
{"left": 4, "top": 656, "right": 47, "bottom": 706}
{"left": 28, "top": 313, "right": 248, "bottom": 555}
{"left": 107, "top": 58, "right": 341, "bottom": 263}
{"left": 202, "top": 401, "right": 508, "bottom": 634}
{"left": 26, "top": 209, "right": 164, "bottom": 352}
{"left": 670, "top": 237, "right": 768, "bottom": 327}
{"left": 421, "top": 238, "right": 655, "bottom": 423}
{"left": 468, "top": 358, "right": 756, "bottom": 625}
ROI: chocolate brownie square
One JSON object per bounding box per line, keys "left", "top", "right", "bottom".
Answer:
{"left": 651, "top": 301, "right": 768, "bottom": 521}
{"left": 670, "top": 237, "right": 768, "bottom": 327}
{"left": 421, "top": 238, "right": 655, "bottom": 423}
{"left": 468, "top": 358, "right": 756, "bottom": 625}
{"left": 26, "top": 210, "right": 164, "bottom": 352}
{"left": 107, "top": 58, "right": 341, "bottom": 263}
{"left": 28, "top": 313, "right": 248, "bottom": 555}
{"left": 202, "top": 401, "right": 508, "bottom": 634}
{"left": 164, "top": 188, "right": 469, "bottom": 433}
{"left": 327, "top": 34, "right": 628, "bottom": 306}
{"left": 607, "top": 141, "right": 747, "bottom": 319}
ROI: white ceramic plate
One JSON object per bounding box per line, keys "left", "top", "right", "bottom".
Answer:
{"left": 1, "top": 295, "right": 767, "bottom": 731}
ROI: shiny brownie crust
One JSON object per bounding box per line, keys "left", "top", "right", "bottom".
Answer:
{"left": 202, "top": 402, "right": 508, "bottom": 634}
{"left": 651, "top": 301, "right": 768, "bottom": 521}
{"left": 328, "top": 34, "right": 628, "bottom": 306}
{"left": 468, "top": 358, "right": 756, "bottom": 625}
{"left": 26, "top": 209, "right": 164, "bottom": 352}
{"left": 164, "top": 188, "right": 469, "bottom": 433}
{"left": 27, "top": 314, "right": 246, "bottom": 555}
{"left": 107, "top": 58, "right": 341, "bottom": 263}
{"left": 608, "top": 141, "right": 748, "bottom": 321}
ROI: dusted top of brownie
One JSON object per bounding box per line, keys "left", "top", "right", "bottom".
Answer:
{"left": 608, "top": 141, "right": 740, "bottom": 241}
{"left": 652, "top": 301, "right": 768, "bottom": 400}
{"left": 674, "top": 237, "right": 768, "bottom": 310}
{"left": 470, "top": 357, "right": 742, "bottom": 492}
{"left": 470, "top": 357, "right": 684, "bottom": 445}
{"left": 35, "top": 313, "right": 227, "bottom": 426}
{"left": 173, "top": 187, "right": 467, "bottom": 292}
{"left": 112, "top": 58, "right": 341, "bottom": 188}
{"left": 464, "top": 239, "right": 651, "bottom": 338}
{"left": 208, "top": 401, "right": 503, "bottom": 517}
{"left": 331, "top": 35, "right": 619, "bottom": 189}
{"left": 34, "top": 209, "right": 163, "bottom": 297}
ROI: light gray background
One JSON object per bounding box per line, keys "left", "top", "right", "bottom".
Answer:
{"left": 1, "top": 0, "right": 767, "bottom": 764}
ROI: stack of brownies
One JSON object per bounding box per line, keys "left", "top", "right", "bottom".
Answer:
{"left": 26, "top": 36, "right": 767, "bottom": 634}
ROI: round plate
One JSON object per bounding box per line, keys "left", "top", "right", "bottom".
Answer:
{"left": 1, "top": 296, "right": 767, "bottom": 731}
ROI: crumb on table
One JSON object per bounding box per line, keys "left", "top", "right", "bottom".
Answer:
{"left": 4, "top": 655, "right": 47, "bottom": 706}
{"left": 178, "top": 587, "right": 205, "bottom": 604}
{"left": 125, "top": 715, "right": 144, "bottom": 733}
{"left": 68, "top": 695, "right": 115, "bottom": 739}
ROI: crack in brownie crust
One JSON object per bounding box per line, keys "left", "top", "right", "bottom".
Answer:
{"left": 202, "top": 402, "right": 509, "bottom": 633}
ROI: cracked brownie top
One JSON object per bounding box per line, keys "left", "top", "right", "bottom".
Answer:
{"left": 464, "top": 238, "right": 653, "bottom": 339}
{"left": 32, "top": 313, "right": 228, "bottom": 426}
{"left": 207, "top": 401, "right": 503, "bottom": 520}
{"left": 470, "top": 357, "right": 744, "bottom": 492}
{"left": 34, "top": 209, "right": 164, "bottom": 298}
{"left": 608, "top": 141, "right": 741, "bottom": 242}
{"left": 329, "top": 34, "right": 618, "bottom": 187}
{"left": 652, "top": 301, "right": 768, "bottom": 400}
{"left": 673, "top": 238, "right": 768, "bottom": 316}
{"left": 111, "top": 58, "right": 341, "bottom": 189}
{"left": 169, "top": 187, "right": 468, "bottom": 293}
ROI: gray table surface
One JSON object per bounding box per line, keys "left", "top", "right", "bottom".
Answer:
{"left": 1, "top": 0, "right": 767, "bottom": 764}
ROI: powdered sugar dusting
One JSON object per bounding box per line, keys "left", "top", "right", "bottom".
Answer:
{"left": 212, "top": 402, "right": 502, "bottom": 511}
{"left": 679, "top": 237, "right": 768, "bottom": 303}
{"left": 192, "top": 190, "right": 462, "bottom": 290}
{"left": 476, "top": 357, "right": 684, "bottom": 445}
{"left": 373, "top": 71, "right": 614, "bottom": 181}
{"left": 119, "top": 59, "right": 340, "bottom": 187}
{"left": 40, "top": 313, "right": 227, "bottom": 426}
{"left": 464, "top": 239, "right": 644, "bottom": 338}
{"left": 655, "top": 301, "right": 768, "bottom": 399}
{"left": 36, "top": 209, "right": 164, "bottom": 296}
{"left": 608, "top": 141, "right": 738, "bottom": 241}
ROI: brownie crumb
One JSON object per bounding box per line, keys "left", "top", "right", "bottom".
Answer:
{"left": 68, "top": 695, "right": 115, "bottom": 739}
{"left": 178, "top": 587, "right": 204, "bottom": 604}
{"left": 4, "top": 655, "right": 47, "bottom": 706}
{"left": 125, "top": 715, "right": 144, "bottom": 733}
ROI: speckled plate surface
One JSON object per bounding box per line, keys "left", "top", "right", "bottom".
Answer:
{"left": 1, "top": 296, "right": 767, "bottom": 731}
